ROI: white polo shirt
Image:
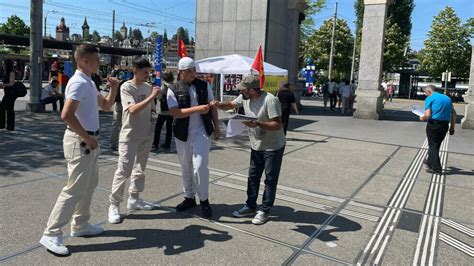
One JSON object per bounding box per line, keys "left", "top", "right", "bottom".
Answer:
{"left": 65, "top": 70, "right": 100, "bottom": 132}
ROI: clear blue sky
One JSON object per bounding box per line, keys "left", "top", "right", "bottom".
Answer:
{"left": 1, "top": 0, "right": 472, "bottom": 51}
{"left": 0, "top": 0, "right": 197, "bottom": 38}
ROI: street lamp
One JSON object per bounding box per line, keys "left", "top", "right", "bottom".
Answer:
{"left": 350, "top": 20, "right": 357, "bottom": 82}
{"left": 145, "top": 41, "right": 152, "bottom": 62}
{"left": 44, "top": 9, "right": 58, "bottom": 37}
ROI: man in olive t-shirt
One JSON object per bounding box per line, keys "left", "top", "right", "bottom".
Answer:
{"left": 215, "top": 75, "right": 286, "bottom": 225}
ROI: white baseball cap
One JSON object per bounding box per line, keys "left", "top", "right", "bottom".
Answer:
{"left": 178, "top": 57, "right": 195, "bottom": 70}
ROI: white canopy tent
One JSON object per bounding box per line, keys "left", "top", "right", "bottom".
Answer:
{"left": 194, "top": 54, "right": 288, "bottom": 100}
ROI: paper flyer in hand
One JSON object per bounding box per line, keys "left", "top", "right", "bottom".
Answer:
{"left": 226, "top": 114, "right": 257, "bottom": 138}
{"left": 411, "top": 105, "right": 425, "bottom": 117}
{"left": 229, "top": 114, "right": 258, "bottom": 121}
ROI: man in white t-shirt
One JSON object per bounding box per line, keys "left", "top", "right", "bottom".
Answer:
{"left": 39, "top": 44, "right": 119, "bottom": 256}
{"left": 339, "top": 79, "right": 354, "bottom": 114}
{"left": 108, "top": 58, "right": 160, "bottom": 224}
{"left": 167, "top": 57, "right": 220, "bottom": 218}
{"left": 215, "top": 75, "right": 286, "bottom": 225}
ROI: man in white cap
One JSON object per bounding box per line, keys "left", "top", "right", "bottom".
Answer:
{"left": 167, "top": 57, "right": 220, "bottom": 218}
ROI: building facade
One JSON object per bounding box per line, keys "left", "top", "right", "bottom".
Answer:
{"left": 195, "top": 0, "right": 306, "bottom": 85}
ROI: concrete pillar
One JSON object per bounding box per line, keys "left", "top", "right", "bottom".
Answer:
{"left": 353, "top": 0, "right": 392, "bottom": 120}
{"left": 27, "top": 0, "right": 45, "bottom": 113}
{"left": 461, "top": 46, "right": 474, "bottom": 129}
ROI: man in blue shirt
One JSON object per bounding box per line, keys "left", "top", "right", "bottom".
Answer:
{"left": 420, "top": 85, "right": 456, "bottom": 174}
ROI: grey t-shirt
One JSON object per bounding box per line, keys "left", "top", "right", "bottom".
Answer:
{"left": 233, "top": 92, "right": 286, "bottom": 151}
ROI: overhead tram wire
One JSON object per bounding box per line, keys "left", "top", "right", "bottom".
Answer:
{"left": 43, "top": 1, "right": 195, "bottom": 35}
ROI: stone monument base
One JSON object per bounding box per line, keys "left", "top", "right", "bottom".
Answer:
{"left": 461, "top": 93, "right": 474, "bottom": 129}
{"left": 353, "top": 89, "right": 384, "bottom": 120}
{"left": 26, "top": 102, "right": 46, "bottom": 113}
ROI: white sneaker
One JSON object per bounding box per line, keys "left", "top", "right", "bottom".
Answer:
{"left": 127, "top": 197, "right": 154, "bottom": 210}
{"left": 108, "top": 205, "right": 121, "bottom": 224}
{"left": 252, "top": 210, "right": 269, "bottom": 225}
{"left": 70, "top": 223, "right": 104, "bottom": 237}
{"left": 39, "top": 235, "right": 70, "bottom": 255}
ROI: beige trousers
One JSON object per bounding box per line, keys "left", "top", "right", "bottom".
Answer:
{"left": 109, "top": 137, "right": 153, "bottom": 205}
{"left": 43, "top": 129, "right": 100, "bottom": 236}
{"left": 109, "top": 102, "right": 123, "bottom": 149}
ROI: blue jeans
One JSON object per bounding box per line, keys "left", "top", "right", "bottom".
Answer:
{"left": 246, "top": 146, "right": 285, "bottom": 213}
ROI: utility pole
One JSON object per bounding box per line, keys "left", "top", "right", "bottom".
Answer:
{"left": 350, "top": 20, "right": 357, "bottom": 82}
{"left": 28, "top": 0, "right": 45, "bottom": 112}
{"left": 112, "top": 10, "right": 115, "bottom": 47}
{"left": 328, "top": 1, "right": 338, "bottom": 80}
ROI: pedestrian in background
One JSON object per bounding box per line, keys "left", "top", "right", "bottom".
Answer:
{"left": 276, "top": 81, "right": 299, "bottom": 135}
{"left": 339, "top": 79, "right": 353, "bottom": 114}
{"left": 322, "top": 81, "right": 330, "bottom": 109}
{"left": 40, "top": 78, "right": 63, "bottom": 114}
{"left": 153, "top": 71, "right": 175, "bottom": 150}
{"left": 0, "top": 59, "right": 17, "bottom": 131}
{"left": 328, "top": 78, "right": 338, "bottom": 111}
{"left": 419, "top": 85, "right": 456, "bottom": 174}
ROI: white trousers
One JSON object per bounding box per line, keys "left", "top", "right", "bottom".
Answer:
{"left": 175, "top": 128, "right": 210, "bottom": 201}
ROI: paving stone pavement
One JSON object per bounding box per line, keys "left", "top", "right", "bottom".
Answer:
{"left": 0, "top": 96, "right": 473, "bottom": 265}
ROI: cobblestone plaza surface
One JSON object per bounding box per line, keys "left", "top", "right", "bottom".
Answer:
{"left": 1, "top": 95, "right": 473, "bottom": 264}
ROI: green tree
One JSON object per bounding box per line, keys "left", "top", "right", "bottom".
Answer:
{"left": 383, "top": 19, "right": 410, "bottom": 72}
{"left": 419, "top": 7, "right": 472, "bottom": 79}
{"left": 299, "top": 0, "right": 327, "bottom": 67}
{"left": 307, "top": 18, "right": 354, "bottom": 79}
{"left": 0, "top": 15, "right": 30, "bottom": 36}
{"left": 91, "top": 30, "right": 101, "bottom": 43}
{"left": 149, "top": 31, "right": 160, "bottom": 41}
{"left": 172, "top": 27, "right": 190, "bottom": 44}
{"left": 464, "top": 17, "right": 474, "bottom": 37}
{"left": 131, "top": 28, "right": 143, "bottom": 41}
{"left": 354, "top": 0, "right": 414, "bottom": 72}
{"left": 163, "top": 29, "right": 169, "bottom": 44}
{"left": 114, "top": 30, "right": 124, "bottom": 42}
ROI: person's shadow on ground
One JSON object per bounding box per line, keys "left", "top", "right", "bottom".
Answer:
{"left": 445, "top": 166, "right": 474, "bottom": 176}
{"left": 127, "top": 204, "right": 362, "bottom": 243}
{"left": 68, "top": 223, "right": 232, "bottom": 255}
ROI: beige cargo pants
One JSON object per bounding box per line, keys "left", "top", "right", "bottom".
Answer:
{"left": 43, "top": 129, "right": 100, "bottom": 236}
{"left": 109, "top": 137, "right": 153, "bottom": 205}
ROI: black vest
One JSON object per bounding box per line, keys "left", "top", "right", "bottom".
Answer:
{"left": 171, "top": 78, "right": 214, "bottom": 141}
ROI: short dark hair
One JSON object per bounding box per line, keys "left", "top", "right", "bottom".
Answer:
{"left": 162, "top": 71, "right": 174, "bottom": 83}
{"left": 74, "top": 44, "right": 99, "bottom": 60}
{"left": 132, "top": 57, "right": 152, "bottom": 69}
{"left": 425, "top": 84, "right": 438, "bottom": 92}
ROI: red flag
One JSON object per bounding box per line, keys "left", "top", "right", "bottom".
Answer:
{"left": 251, "top": 44, "right": 264, "bottom": 89}
{"left": 178, "top": 37, "right": 188, "bottom": 58}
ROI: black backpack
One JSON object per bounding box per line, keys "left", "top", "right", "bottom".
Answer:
{"left": 13, "top": 82, "right": 27, "bottom": 97}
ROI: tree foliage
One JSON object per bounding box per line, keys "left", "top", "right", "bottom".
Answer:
{"left": 163, "top": 29, "right": 169, "bottom": 44}
{"left": 91, "top": 30, "right": 101, "bottom": 43}
{"left": 114, "top": 30, "right": 124, "bottom": 42}
{"left": 172, "top": 27, "right": 190, "bottom": 45}
{"left": 149, "top": 31, "right": 160, "bottom": 41}
{"left": 306, "top": 19, "right": 354, "bottom": 79}
{"left": 0, "top": 15, "right": 30, "bottom": 36}
{"left": 419, "top": 7, "right": 471, "bottom": 79}
{"left": 299, "top": 0, "right": 326, "bottom": 67}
